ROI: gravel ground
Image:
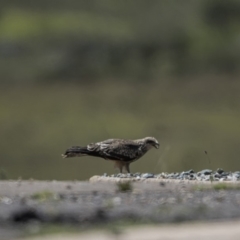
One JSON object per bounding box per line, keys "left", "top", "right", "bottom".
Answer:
{"left": 1, "top": 176, "right": 240, "bottom": 239}
{"left": 98, "top": 168, "right": 240, "bottom": 181}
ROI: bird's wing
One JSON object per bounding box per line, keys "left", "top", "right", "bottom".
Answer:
{"left": 87, "top": 139, "right": 121, "bottom": 151}
{"left": 103, "top": 141, "right": 142, "bottom": 161}
{"left": 97, "top": 138, "right": 123, "bottom": 146}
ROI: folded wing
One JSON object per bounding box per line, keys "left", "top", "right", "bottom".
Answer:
{"left": 99, "top": 141, "right": 142, "bottom": 162}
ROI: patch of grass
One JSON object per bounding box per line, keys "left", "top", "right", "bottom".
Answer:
{"left": 116, "top": 181, "right": 132, "bottom": 192}
{"left": 191, "top": 185, "right": 209, "bottom": 191}
{"left": 213, "top": 183, "right": 240, "bottom": 191}
{"left": 31, "top": 191, "right": 55, "bottom": 201}
{"left": 0, "top": 9, "right": 132, "bottom": 41}
{"left": 192, "top": 183, "right": 240, "bottom": 191}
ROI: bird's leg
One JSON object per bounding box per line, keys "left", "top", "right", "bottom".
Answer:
{"left": 125, "top": 163, "right": 131, "bottom": 174}
{"left": 114, "top": 161, "right": 123, "bottom": 173}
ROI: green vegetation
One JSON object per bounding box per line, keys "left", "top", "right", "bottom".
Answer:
{"left": 213, "top": 183, "right": 240, "bottom": 191}
{"left": 116, "top": 181, "right": 133, "bottom": 192}
{"left": 193, "top": 183, "right": 240, "bottom": 191}
{"left": 1, "top": 0, "right": 240, "bottom": 82}
{"left": 31, "top": 191, "right": 55, "bottom": 201}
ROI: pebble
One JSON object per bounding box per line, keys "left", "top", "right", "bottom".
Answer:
{"left": 198, "top": 169, "right": 212, "bottom": 175}
{"left": 142, "top": 173, "right": 154, "bottom": 178}
{"left": 217, "top": 168, "right": 224, "bottom": 174}
{"left": 102, "top": 169, "right": 240, "bottom": 182}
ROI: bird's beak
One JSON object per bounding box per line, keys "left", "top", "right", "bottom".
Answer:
{"left": 154, "top": 143, "right": 160, "bottom": 149}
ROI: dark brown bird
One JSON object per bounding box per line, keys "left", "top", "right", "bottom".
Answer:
{"left": 62, "top": 137, "right": 159, "bottom": 173}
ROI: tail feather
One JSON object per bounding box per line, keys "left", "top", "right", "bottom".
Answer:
{"left": 62, "top": 146, "right": 89, "bottom": 158}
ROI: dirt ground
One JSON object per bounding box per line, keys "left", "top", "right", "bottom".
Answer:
{"left": 1, "top": 178, "right": 240, "bottom": 239}
{"left": 21, "top": 220, "right": 240, "bottom": 240}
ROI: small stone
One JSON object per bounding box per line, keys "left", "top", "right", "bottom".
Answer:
{"left": 219, "top": 177, "right": 227, "bottom": 181}
{"left": 227, "top": 175, "right": 233, "bottom": 181}
{"left": 126, "top": 173, "right": 133, "bottom": 178}
{"left": 202, "top": 175, "right": 210, "bottom": 181}
{"left": 167, "top": 173, "right": 175, "bottom": 178}
{"left": 185, "top": 169, "right": 195, "bottom": 174}
{"left": 233, "top": 173, "right": 240, "bottom": 178}
{"left": 216, "top": 168, "right": 224, "bottom": 174}
{"left": 196, "top": 176, "right": 203, "bottom": 181}
{"left": 232, "top": 174, "right": 240, "bottom": 181}
{"left": 179, "top": 171, "right": 185, "bottom": 177}
{"left": 120, "top": 174, "right": 127, "bottom": 178}
{"left": 198, "top": 169, "right": 212, "bottom": 175}
{"left": 160, "top": 173, "right": 167, "bottom": 179}
{"left": 218, "top": 172, "right": 228, "bottom": 177}
{"left": 133, "top": 172, "right": 141, "bottom": 177}
{"left": 189, "top": 174, "right": 196, "bottom": 180}
{"left": 142, "top": 173, "right": 154, "bottom": 178}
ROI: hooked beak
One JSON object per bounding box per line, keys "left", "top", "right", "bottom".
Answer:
{"left": 154, "top": 143, "right": 160, "bottom": 149}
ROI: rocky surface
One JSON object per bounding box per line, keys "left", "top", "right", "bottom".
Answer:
{"left": 0, "top": 173, "right": 240, "bottom": 239}
{"left": 99, "top": 168, "right": 240, "bottom": 182}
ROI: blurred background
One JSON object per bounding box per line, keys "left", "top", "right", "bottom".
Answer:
{"left": 0, "top": 0, "right": 240, "bottom": 180}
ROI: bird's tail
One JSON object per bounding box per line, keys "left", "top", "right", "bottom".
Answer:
{"left": 62, "top": 146, "right": 90, "bottom": 158}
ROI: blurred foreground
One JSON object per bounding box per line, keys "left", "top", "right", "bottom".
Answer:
{"left": 1, "top": 180, "right": 240, "bottom": 239}
{"left": 18, "top": 221, "right": 240, "bottom": 240}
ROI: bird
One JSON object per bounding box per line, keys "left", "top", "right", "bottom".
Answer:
{"left": 62, "top": 137, "right": 159, "bottom": 173}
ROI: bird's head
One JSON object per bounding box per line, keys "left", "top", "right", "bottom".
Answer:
{"left": 144, "top": 137, "right": 160, "bottom": 149}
